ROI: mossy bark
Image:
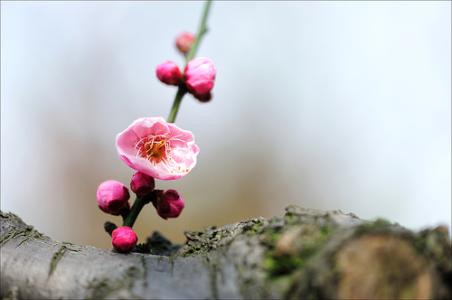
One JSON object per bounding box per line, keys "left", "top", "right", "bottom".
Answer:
{"left": 1, "top": 206, "right": 450, "bottom": 299}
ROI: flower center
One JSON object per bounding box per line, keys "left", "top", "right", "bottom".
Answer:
{"left": 137, "top": 136, "right": 168, "bottom": 164}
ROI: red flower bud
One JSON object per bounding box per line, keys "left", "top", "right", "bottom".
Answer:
{"left": 192, "top": 91, "right": 212, "bottom": 103}
{"left": 153, "top": 189, "right": 185, "bottom": 219}
{"left": 184, "top": 57, "right": 216, "bottom": 100}
{"left": 156, "top": 60, "right": 182, "bottom": 86}
{"left": 130, "top": 172, "right": 155, "bottom": 197}
{"left": 175, "top": 32, "right": 195, "bottom": 55}
{"left": 112, "top": 226, "right": 138, "bottom": 253}
{"left": 96, "top": 180, "right": 130, "bottom": 215}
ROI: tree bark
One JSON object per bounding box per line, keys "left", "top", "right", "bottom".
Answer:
{"left": 1, "top": 206, "right": 450, "bottom": 299}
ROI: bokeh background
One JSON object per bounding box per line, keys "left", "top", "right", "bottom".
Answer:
{"left": 1, "top": 1, "right": 450, "bottom": 248}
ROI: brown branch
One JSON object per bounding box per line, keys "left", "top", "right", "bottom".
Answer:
{"left": 1, "top": 206, "right": 450, "bottom": 299}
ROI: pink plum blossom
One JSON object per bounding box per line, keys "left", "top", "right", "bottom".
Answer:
{"left": 184, "top": 57, "right": 216, "bottom": 100}
{"left": 112, "top": 226, "right": 137, "bottom": 253}
{"left": 153, "top": 189, "right": 185, "bottom": 219}
{"left": 116, "top": 117, "right": 200, "bottom": 180}
{"left": 130, "top": 171, "right": 155, "bottom": 197}
{"left": 175, "top": 32, "right": 195, "bottom": 54}
{"left": 156, "top": 61, "right": 183, "bottom": 86}
{"left": 96, "top": 180, "right": 130, "bottom": 215}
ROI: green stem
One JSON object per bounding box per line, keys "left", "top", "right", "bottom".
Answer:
{"left": 167, "top": 87, "right": 186, "bottom": 123}
{"left": 186, "top": 0, "right": 213, "bottom": 63}
{"left": 166, "top": 0, "right": 213, "bottom": 123}
{"left": 123, "top": 197, "right": 148, "bottom": 227}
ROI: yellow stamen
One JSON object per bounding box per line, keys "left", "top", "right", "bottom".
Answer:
{"left": 137, "top": 137, "right": 168, "bottom": 164}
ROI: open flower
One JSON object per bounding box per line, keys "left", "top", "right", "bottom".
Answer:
{"left": 116, "top": 117, "right": 200, "bottom": 180}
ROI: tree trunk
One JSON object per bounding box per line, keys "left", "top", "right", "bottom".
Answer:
{"left": 1, "top": 206, "right": 450, "bottom": 299}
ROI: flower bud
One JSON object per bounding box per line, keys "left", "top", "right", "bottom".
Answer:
{"left": 96, "top": 180, "right": 130, "bottom": 215}
{"left": 175, "top": 32, "right": 195, "bottom": 54}
{"left": 153, "top": 189, "right": 185, "bottom": 219}
{"left": 130, "top": 172, "right": 155, "bottom": 197}
{"left": 111, "top": 226, "right": 138, "bottom": 253}
{"left": 192, "top": 91, "right": 212, "bottom": 103}
{"left": 184, "top": 57, "right": 216, "bottom": 99}
{"left": 156, "top": 61, "right": 183, "bottom": 86}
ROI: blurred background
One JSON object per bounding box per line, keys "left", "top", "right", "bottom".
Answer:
{"left": 1, "top": 1, "right": 450, "bottom": 248}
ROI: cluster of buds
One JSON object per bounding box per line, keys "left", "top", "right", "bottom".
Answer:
{"left": 97, "top": 11, "right": 213, "bottom": 253}
{"left": 156, "top": 32, "right": 216, "bottom": 102}
{"left": 96, "top": 172, "right": 185, "bottom": 253}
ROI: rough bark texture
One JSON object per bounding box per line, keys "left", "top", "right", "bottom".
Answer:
{"left": 1, "top": 206, "right": 451, "bottom": 299}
